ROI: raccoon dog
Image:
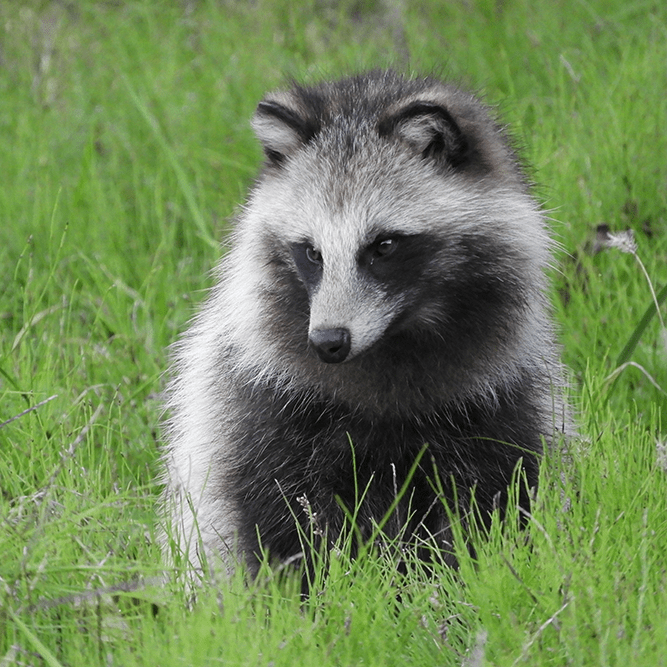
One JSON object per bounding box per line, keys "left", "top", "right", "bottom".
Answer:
{"left": 162, "top": 70, "right": 568, "bottom": 578}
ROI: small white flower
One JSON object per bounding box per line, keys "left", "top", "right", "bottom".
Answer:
{"left": 595, "top": 225, "right": 638, "bottom": 254}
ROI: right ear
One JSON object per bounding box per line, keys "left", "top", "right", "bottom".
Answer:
{"left": 378, "top": 101, "right": 469, "bottom": 169}
{"left": 251, "top": 99, "right": 319, "bottom": 167}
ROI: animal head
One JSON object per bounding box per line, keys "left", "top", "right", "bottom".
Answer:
{"left": 221, "top": 71, "right": 553, "bottom": 413}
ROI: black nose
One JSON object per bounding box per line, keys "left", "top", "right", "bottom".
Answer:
{"left": 309, "top": 328, "right": 351, "bottom": 364}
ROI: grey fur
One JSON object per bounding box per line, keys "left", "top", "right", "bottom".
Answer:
{"left": 161, "top": 70, "right": 569, "bottom": 578}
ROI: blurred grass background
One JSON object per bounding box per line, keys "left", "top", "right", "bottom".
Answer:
{"left": 1, "top": 1, "right": 666, "bottom": 665}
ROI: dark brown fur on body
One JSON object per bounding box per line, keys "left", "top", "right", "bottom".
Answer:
{"left": 228, "top": 374, "right": 545, "bottom": 572}
{"left": 162, "top": 70, "right": 569, "bottom": 578}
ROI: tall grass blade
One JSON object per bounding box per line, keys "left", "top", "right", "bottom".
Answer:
{"left": 615, "top": 282, "right": 667, "bottom": 367}
{"left": 8, "top": 611, "right": 64, "bottom": 667}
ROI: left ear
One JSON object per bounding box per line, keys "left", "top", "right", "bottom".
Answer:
{"left": 378, "top": 101, "right": 469, "bottom": 168}
{"left": 252, "top": 97, "right": 320, "bottom": 167}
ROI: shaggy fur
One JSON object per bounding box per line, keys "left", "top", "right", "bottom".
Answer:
{"left": 161, "top": 70, "right": 569, "bottom": 577}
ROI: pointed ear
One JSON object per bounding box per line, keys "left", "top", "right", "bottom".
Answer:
{"left": 378, "top": 102, "right": 469, "bottom": 168}
{"left": 251, "top": 99, "right": 319, "bottom": 167}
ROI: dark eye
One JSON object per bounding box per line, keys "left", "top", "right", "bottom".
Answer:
{"left": 375, "top": 238, "right": 397, "bottom": 257}
{"left": 369, "top": 237, "right": 398, "bottom": 264}
{"left": 292, "top": 242, "right": 324, "bottom": 295}
{"left": 306, "top": 245, "right": 323, "bottom": 265}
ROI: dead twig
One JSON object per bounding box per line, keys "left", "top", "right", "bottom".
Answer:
{"left": 0, "top": 395, "right": 58, "bottom": 429}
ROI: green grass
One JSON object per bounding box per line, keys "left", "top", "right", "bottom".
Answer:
{"left": 1, "top": 0, "right": 666, "bottom": 664}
